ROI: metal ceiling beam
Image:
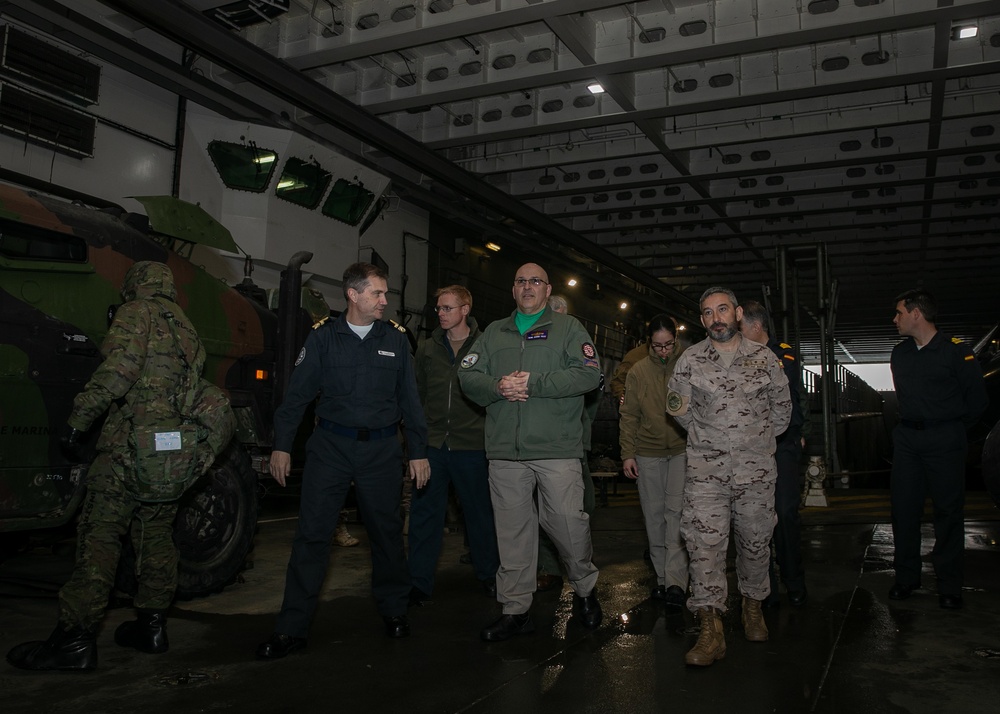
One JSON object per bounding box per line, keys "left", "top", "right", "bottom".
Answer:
{"left": 516, "top": 142, "right": 1000, "bottom": 201}
{"left": 580, "top": 197, "right": 1000, "bottom": 240}
{"left": 480, "top": 106, "right": 1000, "bottom": 182}
{"left": 549, "top": 171, "right": 1000, "bottom": 220}
{"left": 285, "top": 0, "right": 628, "bottom": 70}
{"left": 604, "top": 220, "right": 1000, "bottom": 251}
{"left": 363, "top": 1, "right": 1000, "bottom": 115}
{"left": 541, "top": 11, "right": 756, "bottom": 251}
{"left": 423, "top": 60, "right": 1000, "bottom": 150}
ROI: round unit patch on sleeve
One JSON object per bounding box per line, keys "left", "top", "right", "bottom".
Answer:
{"left": 294, "top": 347, "right": 306, "bottom": 366}
{"left": 582, "top": 343, "right": 597, "bottom": 358}
{"left": 461, "top": 353, "right": 479, "bottom": 368}
{"left": 666, "top": 390, "right": 689, "bottom": 416}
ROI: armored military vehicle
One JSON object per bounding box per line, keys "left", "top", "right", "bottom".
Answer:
{"left": 0, "top": 180, "right": 305, "bottom": 598}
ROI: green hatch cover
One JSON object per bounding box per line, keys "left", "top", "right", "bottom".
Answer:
{"left": 130, "top": 196, "right": 240, "bottom": 254}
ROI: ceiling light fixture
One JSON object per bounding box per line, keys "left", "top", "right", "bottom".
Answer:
{"left": 619, "top": 301, "right": 628, "bottom": 310}
{"left": 567, "top": 278, "right": 578, "bottom": 287}
{"left": 587, "top": 82, "right": 605, "bottom": 94}
{"left": 951, "top": 25, "right": 978, "bottom": 40}
{"left": 485, "top": 242, "right": 501, "bottom": 252}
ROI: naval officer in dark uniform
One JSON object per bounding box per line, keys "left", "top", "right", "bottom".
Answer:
{"left": 257, "top": 262, "right": 429, "bottom": 659}
{"left": 739, "top": 300, "right": 808, "bottom": 606}
{"left": 888, "top": 289, "right": 987, "bottom": 610}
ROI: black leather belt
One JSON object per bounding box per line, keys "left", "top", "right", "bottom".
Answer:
{"left": 318, "top": 418, "right": 397, "bottom": 441}
{"left": 900, "top": 418, "right": 959, "bottom": 430}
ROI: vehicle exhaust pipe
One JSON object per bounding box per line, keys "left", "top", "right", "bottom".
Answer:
{"left": 275, "top": 251, "right": 313, "bottom": 410}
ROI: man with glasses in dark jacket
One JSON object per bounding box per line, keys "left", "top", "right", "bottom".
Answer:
{"left": 409, "top": 285, "right": 500, "bottom": 605}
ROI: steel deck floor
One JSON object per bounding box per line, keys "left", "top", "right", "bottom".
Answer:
{"left": 2, "top": 485, "right": 998, "bottom": 714}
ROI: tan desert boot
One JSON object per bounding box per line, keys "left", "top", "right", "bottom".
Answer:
{"left": 684, "top": 608, "right": 726, "bottom": 666}
{"left": 742, "top": 596, "right": 769, "bottom": 642}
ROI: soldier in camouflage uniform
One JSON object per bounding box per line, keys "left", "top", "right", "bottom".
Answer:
{"left": 7, "top": 261, "right": 208, "bottom": 672}
{"left": 666, "top": 287, "right": 791, "bottom": 667}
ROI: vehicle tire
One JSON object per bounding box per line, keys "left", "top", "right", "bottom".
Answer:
{"left": 173, "top": 442, "right": 259, "bottom": 599}
{"left": 113, "top": 442, "right": 259, "bottom": 600}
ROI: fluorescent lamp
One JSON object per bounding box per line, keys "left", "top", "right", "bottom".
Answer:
{"left": 587, "top": 83, "right": 605, "bottom": 94}
{"left": 485, "top": 242, "right": 501, "bottom": 252}
{"left": 952, "top": 25, "right": 978, "bottom": 40}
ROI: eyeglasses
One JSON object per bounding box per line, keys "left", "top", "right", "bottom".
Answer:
{"left": 434, "top": 304, "right": 466, "bottom": 313}
{"left": 651, "top": 341, "right": 676, "bottom": 351}
{"left": 514, "top": 277, "right": 548, "bottom": 287}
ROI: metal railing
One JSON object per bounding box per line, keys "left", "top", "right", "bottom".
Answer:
{"left": 802, "top": 365, "right": 890, "bottom": 487}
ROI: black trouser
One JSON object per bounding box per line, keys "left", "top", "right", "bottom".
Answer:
{"left": 769, "top": 437, "right": 805, "bottom": 594}
{"left": 275, "top": 430, "right": 409, "bottom": 638}
{"left": 890, "top": 421, "right": 967, "bottom": 596}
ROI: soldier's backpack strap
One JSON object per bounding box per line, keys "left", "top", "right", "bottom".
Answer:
{"left": 154, "top": 299, "right": 236, "bottom": 479}
{"left": 126, "top": 298, "right": 204, "bottom": 502}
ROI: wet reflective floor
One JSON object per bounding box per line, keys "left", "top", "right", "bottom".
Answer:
{"left": 2, "top": 486, "right": 998, "bottom": 714}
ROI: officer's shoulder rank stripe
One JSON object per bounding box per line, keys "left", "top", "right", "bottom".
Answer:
{"left": 964, "top": 354, "right": 975, "bottom": 361}
{"left": 312, "top": 316, "right": 329, "bottom": 329}
{"left": 951, "top": 337, "right": 963, "bottom": 344}
{"left": 782, "top": 354, "right": 795, "bottom": 361}
{"left": 779, "top": 342, "right": 792, "bottom": 349}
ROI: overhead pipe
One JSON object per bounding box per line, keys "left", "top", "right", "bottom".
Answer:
{"left": 817, "top": 244, "right": 834, "bottom": 473}
{"left": 777, "top": 245, "right": 790, "bottom": 344}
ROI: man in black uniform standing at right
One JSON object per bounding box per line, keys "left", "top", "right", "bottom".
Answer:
{"left": 257, "top": 262, "right": 429, "bottom": 659}
{"left": 888, "top": 289, "right": 987, "bottom": 610}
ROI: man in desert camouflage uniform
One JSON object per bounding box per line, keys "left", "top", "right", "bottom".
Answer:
{"left": 666, "top": 287, "right": 791, "bottom": 667}
{"left": 7, "top": 261, "right": 214, "bottom": 672}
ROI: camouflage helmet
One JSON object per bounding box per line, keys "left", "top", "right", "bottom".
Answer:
{"left": 121, "top": 260, "right": 177, "bottom": 302}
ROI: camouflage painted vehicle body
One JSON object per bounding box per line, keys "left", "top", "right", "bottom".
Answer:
{"left": 0, "top": 181, "right": 278, "bottom": 596}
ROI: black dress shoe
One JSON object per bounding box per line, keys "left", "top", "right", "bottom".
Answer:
{"left": 888, "top": 583, "right": 918, "bottom": 601}
{"left": 481, "top": 613, "right": 535, "bottom": 642}
{"left": 651, "top": 585, "right": 667, "bottom": 601}
{"left": 482, "top": 579, "right": 497, "bottom": 597}
{"left": 574, "top": 593, "right": 603, "bottom": 629}
{"left": 787, "top": 586, "right": 808, "bottom": 607}
{"left": 408, "top": 587, "right": 430, "bottom": 607}
{"left": 6, "top": 624, "right": 97, "bottom": 671}
{"left": 384, "top": 615, "right": 410, "bottom": 638}
{"left": 663, "top": 585, "right": 687, "bottom": 610}
{"left": 939, "top": 593, "right": 964, "bottom": 610}
{"left": 256, "top": 633, "right": 307, "bottom": 660}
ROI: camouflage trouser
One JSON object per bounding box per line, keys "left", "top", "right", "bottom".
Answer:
{"left": 58, "top": 451, "right": 180, "bottom": 629}
{"left": 681, "top": 458, "right": 776, "bottom": 614}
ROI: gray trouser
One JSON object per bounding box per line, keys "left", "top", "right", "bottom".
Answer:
{"left": 489, "top": 459, "right": 600, "bottom": 614}
{"left": 636, "top": 454, "right": 688, "bottom": 590}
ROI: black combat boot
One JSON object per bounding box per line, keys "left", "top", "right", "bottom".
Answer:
{"left": 114, "top": 609, "right": 169, "bottom": 654}
{"left": 6, "top": 623, "right": 98, "bottom": 671}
